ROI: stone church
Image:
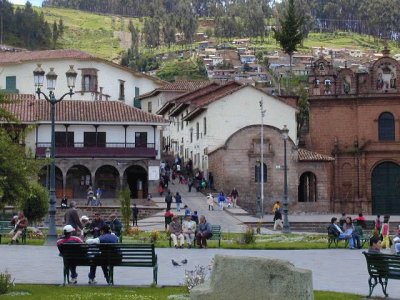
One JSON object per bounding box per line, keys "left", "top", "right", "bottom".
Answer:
{"left": 305, "top": 47, "right": 400, "bottom": 215}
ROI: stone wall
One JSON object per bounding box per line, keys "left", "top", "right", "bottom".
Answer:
{"left": 208, "top": 125, "right": 331, "bottom": 214}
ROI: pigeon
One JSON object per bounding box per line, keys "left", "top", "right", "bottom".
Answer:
{"left": 172, "top": 259, "right": 180, "bottom": 266}
{"left": 181, "top": 259, "right": 188, "bottom": 264}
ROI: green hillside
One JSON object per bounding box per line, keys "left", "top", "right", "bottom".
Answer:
{"left": 32, "top": 6, "right": 400, "bottom": 61}
{"left": 35, "top": 6, "right": 137, "bottom": 61}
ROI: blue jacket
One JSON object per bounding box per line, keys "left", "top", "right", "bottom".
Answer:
{"left": 99, "top": 233, "right": 119, "bottom": 243}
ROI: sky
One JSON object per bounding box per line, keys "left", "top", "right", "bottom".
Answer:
{"left": 9, "top": 0, "right": 43, "bottom": 6}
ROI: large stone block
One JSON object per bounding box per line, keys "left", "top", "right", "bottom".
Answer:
{"left": 190, "top": 255, "right": 313, "bottom": 300}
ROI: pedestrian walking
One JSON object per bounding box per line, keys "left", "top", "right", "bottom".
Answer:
{"left": 207, "top": 193, "right": 214, "bottom": 211}
{"left": 132, "top": 204, "right": 139, "bottom": 226}
{"left": 165, "top": 190, "right": 173, "bottom": 211}
{"left": 175, "top": 192, "right": 182, "bottom": 212}
{"left": 218, "top": 192, "right": 225, "bottom": 211}
{"left": 188, "top": 177, "right": 194, "bottom": 192}
{"left": 230, "top": 188, "right": 239, "bottom": 208}
{"left": 273, "top": 208, "right": 283, "bottom": 230}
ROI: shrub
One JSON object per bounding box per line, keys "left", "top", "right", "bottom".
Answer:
{"left": 19, "top": 182, "right": 48, "bottom": 225}
{"left": 184, "top": 266, "right": 208, "bottom": 290}
{"left": 119, "top": 187, "right": 131, "bottom": 235}
{"left": 127, "top": 226, "right": 141, "bottom": 236}
{"left": 0, "top": 270, "right": 14, "bottom": 295}
{"left": 241, "top": 226, "right": 256, "bottom": 244}
{"left": 150, "top": 230, "right": 160, "bottom": 243}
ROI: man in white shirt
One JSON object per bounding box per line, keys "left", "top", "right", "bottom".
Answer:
{"left": 182, "top": 215, "right": 197, "bottom": 248}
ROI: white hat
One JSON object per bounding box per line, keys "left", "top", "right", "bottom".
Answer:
{"left": 81, "top": 215, "right": 89, "bottom": 221}
{"left": 63, "top": 225, "right": 75, "bottom": 233}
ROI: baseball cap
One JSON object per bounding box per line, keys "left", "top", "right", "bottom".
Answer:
{"left": 63, "top": 225, "right": 75, "bottom": 233}
{"left": 81, "top": 215, "right": 89, "bottom": 221}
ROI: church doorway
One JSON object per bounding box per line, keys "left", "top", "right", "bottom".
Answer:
{"left": 372, "top": 162, "right": 400, "bottom": 215}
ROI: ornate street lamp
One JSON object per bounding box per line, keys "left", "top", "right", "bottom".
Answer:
{"left": 281, "top": 125, "right": 291, "bottom": 234}
{"left": 33, "top": 64, "right": 77, "bottom": 245}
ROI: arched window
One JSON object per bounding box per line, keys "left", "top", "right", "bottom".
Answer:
{"left": 379, "top": 112, "right": 395, "bottom": 141}
{"left": 255, "top": 163, "right": 267, "bottom": 183}
{"left": 298, "top": 172, "right": 317, "bottom": 202}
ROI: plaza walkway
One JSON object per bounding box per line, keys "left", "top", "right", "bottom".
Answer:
{"left": 0, "top": 245, "right": 399, "bottom": 299}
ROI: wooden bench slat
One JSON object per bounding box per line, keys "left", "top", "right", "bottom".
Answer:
{"left": 363, "top": 251, "right": 400, "bottom": 297}
{"left": 59, "top": 243, "right": 157, "bottom": 286}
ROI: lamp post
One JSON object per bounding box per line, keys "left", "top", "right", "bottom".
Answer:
{"left": 281, "top": 125, "right": 291, "bottom": 233}
{"left": 45, "top": 147, "right": 51, "bottom": 191}
{"left": 33, "top": 64, "right": 77, "bottom": 245}
{"left": 259, "top": 99, "right": 266, "bottom": 219}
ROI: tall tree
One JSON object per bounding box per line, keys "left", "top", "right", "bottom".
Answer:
{"left": 273, "top": 0, "right": 305, "bottom": 93}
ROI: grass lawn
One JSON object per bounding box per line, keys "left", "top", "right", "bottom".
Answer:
{"left": 0, "top": 285, "right": 363, "bottom": 299}
{"left": 0, "top": 230, "right": 366, "bottom": 250}
{"left": 122, "top": 231, "right": 364, "bottom": 250}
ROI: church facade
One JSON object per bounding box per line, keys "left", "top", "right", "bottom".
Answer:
{"left": 305, "top": 47, "right": 400, "bottom": 215}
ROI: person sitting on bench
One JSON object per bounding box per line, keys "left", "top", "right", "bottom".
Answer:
{"left": 9, "top": 212, "right": 28, "bottom": 244}
{"left": 328, "top": 217, "right": 353, "bottom": 247}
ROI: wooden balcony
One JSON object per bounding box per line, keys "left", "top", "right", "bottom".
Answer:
{"left": 36, "top": 143, "right": 157, "bottom": 158}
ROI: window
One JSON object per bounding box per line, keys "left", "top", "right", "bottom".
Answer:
{"left": 135, "top": 132, "right": 147, "bottom": 147}
{"left": 134, "top": 87, "right": 141, "bottom": 108}
{"left": 190, "top": 128, "right": 193, "bottom": 143}
{"left": 255, "top": 163, "right": 267, "bottom": 183}
{"left": 5, "top": 76, "right": 16, "bottom": 92}
{"left": 181, "top": 115, "right": 184, "bottom": 130}
{"left": 84, "top": 132, "right": 106, "bottom": 147}
{"left": 203, "top": 117, "right": 207, "bottom": 136}
{"left": 118, "top": 80, "right": 125, "bottom": 100}
{"left": 81, "top": 69, "right": 98, "bottom": 92}
{"left": 55, "top": 132, "right": 74, "bottom": 147}
{"left": 196, "top": 122, "right": 199, "bottom": 140}
{"left": 298, "top": 172, "right": 317, "bottom": 202}
{"left": 379, "top": 112, "right": 395, "bottom": 141}
{"left": 147, "top": 102, "right": 152, "bottom": 114}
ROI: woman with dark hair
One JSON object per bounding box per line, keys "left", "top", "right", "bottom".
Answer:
{"left": 343, "top": 217, "right": 361, "bottom": 249}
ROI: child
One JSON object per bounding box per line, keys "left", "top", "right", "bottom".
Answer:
{"left": 207, "top": 194, "right": 214, "bottom": 211}
{"left": 380, "top": 215, "right": 391, "bottom": 249}
{"left": 226, "top": 196, "right": 232, "bottom": 208}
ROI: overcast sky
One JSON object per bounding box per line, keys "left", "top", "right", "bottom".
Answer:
{"left": 9, "top": 0, "right": 43, "bottom": 6}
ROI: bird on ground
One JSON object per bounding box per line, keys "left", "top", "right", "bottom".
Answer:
{"left": 181, "top": 259, "right": 188, "bottom": 264}
{"left": 172, "top": 259, "right": 180, "bottom": 266}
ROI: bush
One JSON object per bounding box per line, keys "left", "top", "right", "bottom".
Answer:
{"left": 0, "top": 270, "right": 14, "bottom": 295}
{"left": 119, "top": 188, "right": 131, "bottom": 235}
{"left": 240, "top": 226, "right": 256, "bottom": 244}
{"left": 19, "top": 182, "right": 48, "bottom": 225}
{"left": 150, "top": 230, "right": 160, "bottom": 243}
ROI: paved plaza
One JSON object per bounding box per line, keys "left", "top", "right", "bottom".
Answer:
{"left": 2, "top": 183, "right": 400, "bottom": 299}
{"left": 0, "top": 245, "right": 399, "bottom": 298}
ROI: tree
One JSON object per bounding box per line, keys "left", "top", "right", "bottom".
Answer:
{"left": 0, "top": 94, "right": 40, "bottom": 209}
{"left": 20, "top": 182, "right": 48, "bottom": 225}
{"left": 273, "top": 0, "right": 305, "bottom": 93}
{"left": 156, "top": 58, "right": 208, "bottom": 82}
{"left": 296, "top": 84, "right": 309, "bottom": 137}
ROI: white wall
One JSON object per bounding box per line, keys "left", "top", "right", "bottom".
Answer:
{"left": 0, "top": 59, "right": 162, "bottom": 105}
{"left": 163, "top": 86, "right": 297, "bottom": 171}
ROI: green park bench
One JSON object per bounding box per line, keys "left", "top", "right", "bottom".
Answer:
{"left": 58, "top": 243, "right": 158, "bottom": 285}
{"left": 363, "top": 251, "right": 400, "bottom": 297}
{"left": 168, "top": 224, "right": 221, "bottom": 248}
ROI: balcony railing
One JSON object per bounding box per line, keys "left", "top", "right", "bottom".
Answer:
{"left": 36, "top": 142, "right": 157, "bottom": 158}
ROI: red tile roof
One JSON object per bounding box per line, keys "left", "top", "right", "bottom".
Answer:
{"left": 0, "top": 49, "right": 95, "bottom": 64}
{"left": 1, "top": 99, "right": 168, "bottom": 124}
{"left": 298, "top": 148, "right": 334, "bottom": 162}
{"left": 137, "top": 80, "right": 213, "bottom": 100}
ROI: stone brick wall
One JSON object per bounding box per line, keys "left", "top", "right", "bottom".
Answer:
{"left": 208, "top": 125, "right": 332, "bottom": 214}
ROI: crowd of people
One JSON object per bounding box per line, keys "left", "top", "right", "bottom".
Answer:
{"left": 328, "top": 212, "right": 400, "bottom": 254}
{"left": 59, "top": 201, "right": 125, "bottom": 284}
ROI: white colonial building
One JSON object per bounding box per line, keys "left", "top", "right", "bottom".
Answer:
{"left": 157, "top": 81, "right": 298, "bottom": 172}
{"left": 0, "top": 49, "right": 165, "bottom": 106}
{"left": 0, "top": 49, "right": 170, "bottom": 200}
{"left": 3, "top": 96, "right": 168, "bottom": 199}
{"left": 155, "top": 81, "right": 334, "bottom": 214}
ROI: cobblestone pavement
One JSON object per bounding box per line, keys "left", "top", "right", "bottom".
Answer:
{"left": 0, "top": 245, "right": 399, "bottom": 299}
